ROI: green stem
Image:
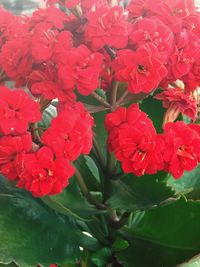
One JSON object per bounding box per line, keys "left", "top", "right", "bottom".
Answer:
{"left": 91, "top": 92, "right": 111, "bottom": 108}
{"left": 104, "top": 45, "right": 116, "bottom": 60}
{"left": 116, "top": 90, "right": 129, "bottom": 105}
{"left": 110, "top": 81, "right": 119, "bottom": 107}
{"left": 107, "top": 152, "right": 116, "bottom": 176}
{"left": 93, "top": 137, "right": 106, "bottom": 168}
{"left": 74, "top": 165, "right": 107, "bottom": 210}
{"left": 109, "top": 212, "right": 130, "bottom": 229}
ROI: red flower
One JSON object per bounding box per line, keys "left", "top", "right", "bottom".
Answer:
{"left": 105, "top": 104, "right": 164, "bottom": 176}
{"left": 0, "top": 7, "right": 29, "bottom": 46}
{"left": 42, "top": 102, "right": 94, "bottom": 161}
{"left": 31, "top": 6, "right": 67, "bottom": 30}
{"left": 52, "top": 31, "right": 73, "bottom": 62}
{"left": 0, "top": 134, "right": 32, "bottom": 180}
{"left": 147, "top": 0, "right": 196, "bottom": 33}
{"left": 182, "top": 58, "right": 200, "bottom": 92}
{"left": 159, "top": 121, "right": 200, "bottom": 178}
{"left": 28, "top": 62, "right": 76, "bottom": 102}
{"left": 113, "top": 44, "right": 168, "bottom": 94}
{"left": 58, "top": 45, "right": 104, "bottom": 95}
{"left": 126, "top": 0, "right": 149, "bottom": 18}
{"left": 168, "top": 31, "right": 199, "bottom": 79}
{"left": 17, "top": 147, "right": 75, "bottom": 197}
{"left": 0, "top": 86, "right": 42, "bottom": 135}
{"left": 0, "top": 37, "right": 32, "bottom": 86}
{"left": 85, "top": 6, "right": 131, "bottom": 50}
{"left": 31, "top": 26, "right": 58, "bottom": 63}
{"left": 155, "top": 87, "right": 198, "bottom": 121}
{"left": 130, "top": 17, "right": 174, "bottom": 61}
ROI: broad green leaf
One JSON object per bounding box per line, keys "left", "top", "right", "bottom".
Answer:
{"left": 107, "top": 172, "right": 175, "bottom": 211}
{"left": 168, "top": 164, "right": 200, "bottom": 199}
{"left": 116, "top": 198, "right": 200, "bottom": 267}
{"left": 140, "top": 96, "right": 165, "bottom": 133}
{"left": 177, "top": 254, "right": 200, "bottom": 267}
{"left": 0, "top": 176, "right": 98, "bottom": 267}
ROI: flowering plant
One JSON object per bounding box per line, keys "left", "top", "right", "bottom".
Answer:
{"left": 0, "top": 0, "right": 200, "bottom": 266}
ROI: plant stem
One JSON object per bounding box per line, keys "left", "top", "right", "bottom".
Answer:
{"left": 93, "top": 137, "right": 106, "bottom": 168}
{"left": 107, "top": 152, "right": 116, "bottom": 176}
{"left": 116, "top": 90, "right": 129, "bottom": 105}
{"left": 104, "top": 45, "right": 116, "bottom": 60}
{"left": 110, "top": 212, "right": 130, "bottom": 229}
{"left": 74, "top": 165, "right": 107, "bottom": 210}
{"left": 91, "top": 92, "right": 111, "bottom": 108}
{"left": 110, "top": 81, "right": 119, "bottom": 107}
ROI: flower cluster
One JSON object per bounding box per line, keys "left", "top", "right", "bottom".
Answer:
{"left": 106, "top": 104, "right": 200, "bottom": 179}
{"left": 0, "top": 86, "right": 41, "bottom": 181}
{"left": 0, "top": 86, "right": 93, "bottom": 197}
{"left": 0, "top": 0, "right": 199, "bottom": 197}
{"left": 105, "top": 104, "right": 164, "bottom": 176}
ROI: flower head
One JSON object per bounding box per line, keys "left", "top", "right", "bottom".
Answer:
{"left": 17, "top": 146, "right": 74, "bottom": 197}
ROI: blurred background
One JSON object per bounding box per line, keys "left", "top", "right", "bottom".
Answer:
{"left": 0, "top": 0, "right": 44, "bottom": 14}
{"left": 0, "top": 0, "right": 200, "bottom": 14}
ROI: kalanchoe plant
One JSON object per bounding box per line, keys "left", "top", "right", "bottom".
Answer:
{"left": 0, "top": 0, "right": 200, "bottom": 266}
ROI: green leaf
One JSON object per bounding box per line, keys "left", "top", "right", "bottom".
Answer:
{"left": 168, "top": 164, "right": 200, "bottom": 199}
{"left": 116, "top": 198, "right": 200, "bottom": 267}
{"left": 177, "top": 254, "right": 200, "bottom": 267}
{"left": 75, "top": 156, "right": 100, "bottom": 192}
{"left": 84, "top": 155, "right": 100, "bottom": 183}
{"left": 38, "top": 104, "right": 57, "bottom": 129}
{"left": 140, "top": 96, "right": 165, "bottom": 133}
{"left": 0, "top": 263, "right": 18, "bottom": 267}
{"left": 93, "top": 110, "right": 108, "bottom": 153}
{"left": 107, "top": 172, "right": 175, "bottom": 211}
{"left": 91, "top": 248, "right": 112, "bottom": 267}
{"left": 111, "top": 238, "right": 129, "bottom": 252}
{"left": 48, "top": 177, "right": 104, "bottom": 221}
{"left": 0, "top": 176, "right": 98, "bottom": 267}
{"left": 80, "top": 250, "right": 96, "bottom": 267}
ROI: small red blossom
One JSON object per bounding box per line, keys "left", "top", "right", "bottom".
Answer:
{"left": 0, "top": 86, "right": 42, "bottom": 135}
{"left": 105, "top": 104, "right": 164, "bottom": 176}
{"left": 42, "top": 102, "right": 94, "bottom": 161}
{"left": 168, "top": 31, "right": 200, "bottom": 80}
{"left": 130, "top": 17, "right": 174, "bottom": 61}
{"left": 17, "top": 146, "right": 75, "bottom": 197}
{"left": 126, "top": 0, "right": 149, "bottom": 18}
{"left": 182, "top": 58, "right": 200, "bottom": 92}
{"left": 0, "top": 134, "right": 32, "bottom": 180}
{"left": 58, "top": 45, "right": 104, "bottom": 95}
{"left": 31, "top": 25, "right": 58, "bottom": 63}
{"left": 0, "top": 7, "right": 29, "bottom": 46}
{"left": 0, "top": 37, "right": 32, "bottom": 86}
{"left": 147, "top": 0, "right": 196, "bottom": 33}
{"left": 52, "top": 31, "right": 73, "bottom": 62}
{"left": 28, "top": 62, "right": 76, "bottom": 102}
{"left": 31, "top": 6, "right": 67, "bottom": 30}
{"left": 159, "top": 121, "right": 200, "bottom": 178}
{"left": 155, "top": 87, "right": 198, "bottom": 121}
{"left": 113, "top": 44, "right": 168, "bottom": 94}
{"left": 85, "top": 6, "right": 131, "bottom": 50}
